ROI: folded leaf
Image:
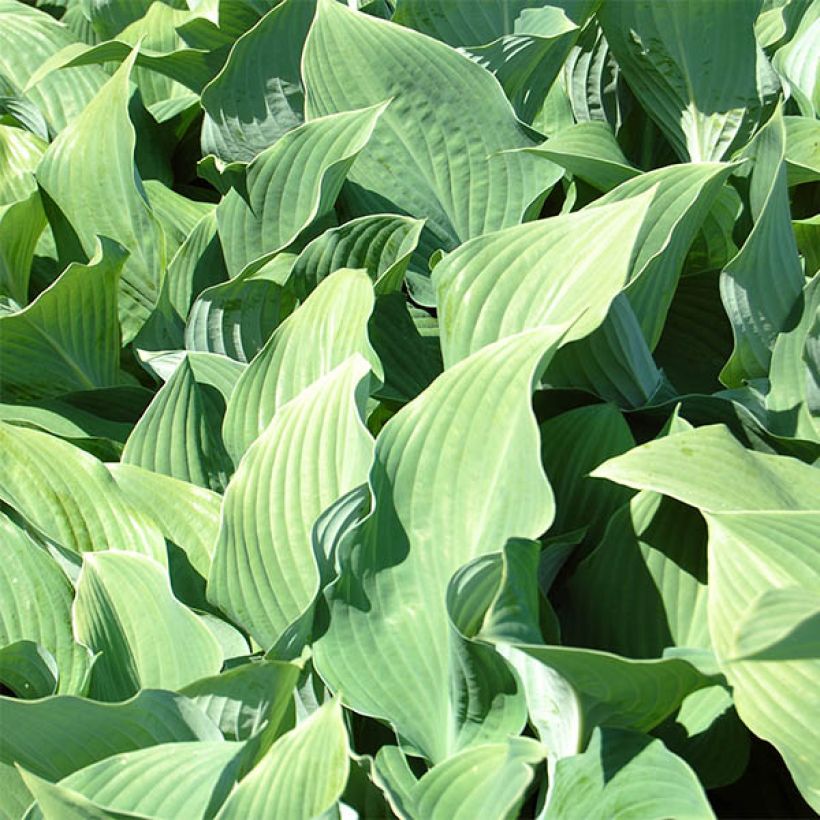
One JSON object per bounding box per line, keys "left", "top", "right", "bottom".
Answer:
{"left": 74, "top": 552, "right": 223, "bottom": 700}
{"left": 222, "top": 268, "right": 379, "bottom": 461}
{"left": 303, "top": 0, "right": 562, "bottom": 276}
{"left": 216, "top": 698, "right": 350, "bottom": 820}
{"left": 216, "top": 102, "right": 386, "bottom": 277}
{"left": 36, "top": 49, "right": 166, "bottom": 341}
{"left": 547, "top": 727, "right": 714, "bottom": 819}
{"left": 315, "top": 328, "right": 565, "bottom": 762}
{"left": 0, "top": 421, "right": 167, "bottom": 564}
{"left": 210, "top": 357, "right": 375, "bottom": 652}
{"left": 0, "top": 238, "right": 127, "bottom": 401}
{"left": 0, "top": 690, "right": 221, "bottom": 782}
{"left": 599, "top": 0, "right": 778, "bottom": 161}
{"left": 435, "top": 191, "right": 653, "bottom": 367}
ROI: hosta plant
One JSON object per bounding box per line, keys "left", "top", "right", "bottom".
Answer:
{"left": 0, "top": 0, "right": 818, "bottom": 817}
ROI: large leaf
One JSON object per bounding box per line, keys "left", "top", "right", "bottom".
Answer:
{"left": 303, "top": 0, "right": 563, "bottom": 299}
{"left": 704, "top": 513, "right": 820, "bottom": 811}
{"left": 0, "top": 511, "right": 91, "bottom": 695}
{"left": 411, "top": 738, "right": 546, "bottom": 820}
{"left": 587, "top": 161, "right": 736, "bottom": 348}
{"left": 0, "top": 421, "right": 167, "bottom": 565}
{"left": 599, "top": 0, "right": 778, "bottom": 161}
{"left": 546, "top": 727, "right": 714, "bottom": 819}
{"left": 74, "top": 552, "right": 223, "bottom": 700}
{"left": 772, "top": 3, "right": 819, "bottom": 117}
{"left": 36, "top": 49, "right": 166, "bottom": 341}
{"left": 315, "top": 328, "right": 566, "bottom": 763}
{"left": 594, "top": 424, "right": 820, "bottom": 809}
{"left": 180, "top": 660, "right": 300, "bottom": 742}
{"left": 47, "top": 742, "right": 244, "bottom": 820}
{"left": 0, "top": 238, "right": 126, "bottom": 401}
{"left": 107, "top": 463, "right": 222, "bottom": 610}
{"left": 0, "top": 1, "right": 108, "bottom": 134}
{"left": 720, "top": 107, "right": 805, "bottom": 387}
{"left": 121, "top": 354, "right": 234, "bottom": 492}
{"left": 0, "top": 690, "right": 221, "bottom": 782}
{"left": 288, "top": 214, "right": 425, "bottom": 300}
{"left": 222, "top": 268, "right": 378, "bottom": 460}
{"left": 215, "top": 102, "right": 386, "bottom": 277}
{"left": 539, "top": 402, "right": 635, "bottom": 544}
{"left": 209, "top": 356, "right": 374, "bottom": 652}
{"left": 434, "top": 191, "right": 651, "bottom": 367}
{"left": 216, "top": 698, "right": 350, "bottom": 820}
{"left": 200, "top": 0, "right": 316, "bottom": 162}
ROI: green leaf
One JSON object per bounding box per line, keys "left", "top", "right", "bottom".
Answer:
{"left": 704, "top": 512, "right": 820, "bottom": 811}
{"left": 367, "top": 293, "right": 443, "bottom": 403}
{"left": 561, "top": 492, "right": 710, "bottom": 656}
{"left": 525, "top": 121, "right": 638, "bottom": 191}
{"left": 591, "top": 423, "right": 820, "bottom": 513}
{"left": 434, "top": 191, "right": 653, "bottom": 368}
{"left": 767, "top": 273, "right": 820, "bottom": 442}
{"left": 49, "top": 742, "right": 244, "bottom": 820}
{"left": 720, "top": 107, "right": 805, "bottom": 387}
{"left": 216, "top": 698, "right": 350, "bottom": 820}
{"left": 784, "top": 115, "right": 820, "bottom": 185}
{"left": 216, "top": 102, "right": 386, "bottom": 278}
{"left": 0, "top": 191, "right": 46, "bottom": 309}
{"left": 0, "top": 238, "right": 127, "bottom": 401}
{"left": 0, "top": 689, "right": 221, "bottom": 782}
{"left": 411, "top": 738, "right": 546, "bottom": 820}
{"left": 222, "top": 268, "right": 379, "bottom": 461}
{"left": 544, "top": 295, "right": 665, "bottom": 408}
{"left": 562, "top": 20, "right": 624, "bottom": 131}
{"left": 0, "top": 1, "right": 108, "bottom": 134}
{"left": 315, "top": 328, "right": 565, "bottom": 763}
{"left": 772, "top": 3, "right": 819, "bottom": 117}
{"left": 74, "top": 552, "right": 223, "bottom": 700}
{"left": 201, "top": 0, "right": 316, "bottom": 162}
{"left": 185, "top": 275, "right": 296, "bottom": 363}
{"left": 460, "top": 6, "right": 591, "bottom": 125}
{"left": 589, "top": 161, "right": 737, "bottom": 348}
{"left": 35, "top": 49, "right": 166, "bottom": 341}
{"left": 180, "top": 660, "right": 300, "bottom": 742}
{"left": 0, "top": 642, "right": 58, "bottom": 700}
{"left": 209, "top": 356, "right": 375, "bottom": 652}
{"left": 593, "top": 424, "right": 820, "bottom": 807}
{"left": 599, "top": 0, "right": 778, "bottom": 161}
{"left": 121, "top": 355, "right": 234, "bottom": 492}
{"left": 546, "top": 727, "right": 714, "bottom": 819}
{"left": 303, "top": 0, "right": 563, "bottom": 287}
{"left": 17, "top": 769, "right": 144, "bottom": 820}
{"left": 0, "top": 421, "right": 167, "bottom": 564}
{"left": 539, "top": 403, "right": 635, "bottom": 545}
{"left": 288, "top": 214, "right": 425, "bottom": 300}
{"left": 0, "top": 510, "right": 91, "bottom": 695}
{"left": 107, "top": 463, "right": 222, "bottom": 611}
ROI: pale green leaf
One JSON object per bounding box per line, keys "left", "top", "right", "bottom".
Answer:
{"left": 35, "top": 49, "right": 166, "bottom": 341}
{"left": 209, "top": 356, "right": 375, "bottom": 651}
{"left": 74, "top": 552, "right": 223, "bottom": 700}
{"left": 315, "top": 328, "right": 566, "bottom": 763}
{"left": 0, "top": 421, "right": 167, "bottom": 564}
{"left": 216, "top": 698, "right": 350, "bottom": 820}
{"left": 546, "top": 727, "right": 714, "bottom": 820}
{"left": 216, "top": 102, "right": 386, "bottom": 278}
{"left": 0, "top": 690, "right": 221, "bottom": 782}
{"left": 0, "top": 238, "right": 127, "bottom": 401}
{"left": 222, "top": 268, "right": 379, "bottom": 461}
{"left": 434, "top": 191, "right": 653, "bottom": 367}
{"left": 0, "top": 511, "right": 91, "bottom": 695}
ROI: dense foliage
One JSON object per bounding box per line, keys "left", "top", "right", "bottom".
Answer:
{"left": 0, "top": 0, "right": 818, "bottom": 817}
